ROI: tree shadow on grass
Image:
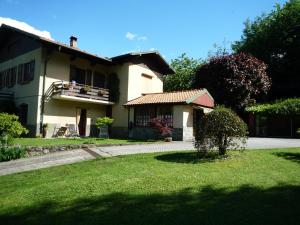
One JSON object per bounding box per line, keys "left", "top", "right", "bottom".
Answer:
{"left": 155, "top": 152, "right": 228, "bottom": 164}
{"left": 1, "top": 184, "right": 299, "bottom": 225}
{"left": 273, "top": 152, "right": 300, "bottom": 164}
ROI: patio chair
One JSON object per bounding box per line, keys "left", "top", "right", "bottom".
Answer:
{"left": 55, "top": 126, "right": 68, "bottom": 137}
{"left": 66, "top": 124, "right": 79, "bottom": 137}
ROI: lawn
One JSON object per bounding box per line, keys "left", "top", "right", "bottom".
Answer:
{"left": 0, "top": 148, "right": 299, "bottom": 225}
{"left": 14, "top": 137, "right": 156, "bottom": 147}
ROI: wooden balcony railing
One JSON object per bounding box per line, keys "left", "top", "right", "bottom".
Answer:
{"left": 50, "top": 81, "right": 110, "bottom": 102}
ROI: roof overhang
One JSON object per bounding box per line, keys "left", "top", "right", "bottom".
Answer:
{"left": 111, "top": 51, "right": 175, "bottom": 74}
{"left": 0, "top": 24, "right": 112, "bottom": 65}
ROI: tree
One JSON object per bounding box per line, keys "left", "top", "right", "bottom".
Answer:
{"left": 195, "top": 53, "right": 271, "bottom": 111}
{"left": 163, "top": 53, "right": 202, "bottom": 92}
{"left": 232, "top": 0, "right": 300, "bottom": 99}
{"left": 194, "top": 106, "right": 248, "bottom": 156}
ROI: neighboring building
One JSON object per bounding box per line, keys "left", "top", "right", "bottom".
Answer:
{"left": 0, "top": 24, "right": 214, "bottom": 140}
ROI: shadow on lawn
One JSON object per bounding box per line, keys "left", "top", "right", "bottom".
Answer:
{"left": 1, "top": 185, "right": 299, "bottom": 225}
{"left": 155, "top": 152, "right": 226, "bottom": 164}
{"left": 273, "top": 152, "right": 300, "bottom": 164}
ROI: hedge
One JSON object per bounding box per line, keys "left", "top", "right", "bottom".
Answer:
{"left": 245, "top": 98, "right": 300, "bottom": 115}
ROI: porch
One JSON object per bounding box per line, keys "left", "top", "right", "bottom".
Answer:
{"left": 47, "top": 81, "right": 114, "bottom": 105}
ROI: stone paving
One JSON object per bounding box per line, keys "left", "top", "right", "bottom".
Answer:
{"left": 0, "top": 138, "right": 300, "bottom": 176}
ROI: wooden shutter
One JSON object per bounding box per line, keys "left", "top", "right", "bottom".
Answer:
{"left": 18, "top": 64, "right": 24, "bottom": 84}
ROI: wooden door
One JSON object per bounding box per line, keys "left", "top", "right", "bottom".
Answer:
{"left": 78, "top": 109, "right": 87, "bottom": 136}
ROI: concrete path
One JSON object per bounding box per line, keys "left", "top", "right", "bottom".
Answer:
{"left": 0, "top": 138, "right": 300, "bottom": 176}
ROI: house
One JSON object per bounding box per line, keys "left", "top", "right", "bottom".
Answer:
{"left": 0, "top": 24, "right": 214, "bottom": 140}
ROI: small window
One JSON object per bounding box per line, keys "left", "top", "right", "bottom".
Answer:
{"left": 0, "top": 72, "right": 4, "bottom": 89}
{"left": 23, "top": 61, "right": 35, "bottom": 83}
{"left": 6, "top": 67, "right": 17, "bottom": 88}
{"left": 18, "top": 60, "right": 35, "bottom": 84}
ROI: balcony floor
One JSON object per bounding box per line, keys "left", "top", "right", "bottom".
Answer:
{"left": 52, "top": 94, "right": 114, "bottom": 105}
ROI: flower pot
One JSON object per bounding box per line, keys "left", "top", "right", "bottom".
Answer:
{"left": 164, "top": 137, "right": 172, "bottom": 142}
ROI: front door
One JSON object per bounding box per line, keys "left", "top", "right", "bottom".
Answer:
{"left": 193, "top": 108, "right": 204, "bottom": 135}
{"left": 78, "top": 109, "right": 87, "bottom": 136}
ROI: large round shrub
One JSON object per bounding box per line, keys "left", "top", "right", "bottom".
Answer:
{"left": 0, "top": 113, "right": 28, "bottom": 145}
{"left": 194, "top": 106, "right": 248, "bottom": 155}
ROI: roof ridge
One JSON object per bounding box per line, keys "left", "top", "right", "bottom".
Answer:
{"left": 142, "top": 89, "right": 204, "bottom": 95}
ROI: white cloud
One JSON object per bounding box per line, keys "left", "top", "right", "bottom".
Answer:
{"left": 125, "top": 32, "right": 136, "bottom": 40}
{"left": 149, "top": 48, "right": 156, "bottom": 51}
{"left": 0, "top": 17, "right": 52, "bottom": 39}
{"left": 125, "top": 32, "right": 147, "bottom": 41}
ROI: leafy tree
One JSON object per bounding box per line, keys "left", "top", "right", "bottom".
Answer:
{"left": 194, "top": 106, "right": 248, "bottom": 156}
{"left": 163, "top": 53, "right": 202, "bottom": 92}
{"left": 195, "top": 53, "right": 271, "bottom": 111}
{"left": 232, "top": 0, "right": 300, "bottom": 99}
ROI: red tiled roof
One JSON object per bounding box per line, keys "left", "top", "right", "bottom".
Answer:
{"left": 124, "top": 89, "right": 214, "bottom": 108}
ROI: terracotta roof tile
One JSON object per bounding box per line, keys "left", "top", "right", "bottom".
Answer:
{"left": 125, "top": 89, "right": 214, "bottom": 107}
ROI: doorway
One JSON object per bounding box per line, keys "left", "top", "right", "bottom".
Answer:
{"left": 193, "top": 108, "right": 204, "bottom": 135}
{"left": 78, "top": 109, "right": 87, "bottom": 136}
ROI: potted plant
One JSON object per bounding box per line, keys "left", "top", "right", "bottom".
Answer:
{"left": 98, "top": 90, "right": 109, "bottom": 96}
{"left": 151, "top": 118, "right": 173, "bottom": 142}
{"left": 63, "top": 83, "right": 70, "bottom": 89}
{"left": 96, "top": 117, "right": 114, "bottom": 138}
{"left": 42, "top": 123, "right": 49, "bottom": 138}
{"left": 80, "top": 86, "right": 91, "bottom": 94}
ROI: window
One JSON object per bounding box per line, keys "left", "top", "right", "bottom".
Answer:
{"left": 18, "top": 60, "right": 35, "bottom": 84}
{"left": 86, "top": 70, "right": 92, "bottom": 86}
{"left": 134, "top": 105, "right": 173, "bottom": 127}
{"left": 93, "top": 71, "right": 106, "bottom": 88}
{"left": 141, "top": 73, "right": 153, "bottom": 93}
{"left": 6, "top": 67, "right": 17, "bottom": 88}
{"left": 70, "top": 66, "right": 94, "bottom": 86}
{"left": 0, "top": 72, "right": 4, "bottom": 89}
{"left": 70, "top": 66, "right": 86, "bottom": 84}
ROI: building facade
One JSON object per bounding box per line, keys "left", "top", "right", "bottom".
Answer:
{"left": 0, "top": 24, "right": 214, "bottom": 140}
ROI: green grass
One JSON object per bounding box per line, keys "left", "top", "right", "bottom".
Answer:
{"left": 14, "top": 137, "right": 156, "bottom": 147}
{"left": 0, "top": 148, "right": 300, "bottom": 225}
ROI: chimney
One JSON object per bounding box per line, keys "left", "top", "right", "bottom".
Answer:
{"left": 70, "top": 36, "right": 77, "bottom": 48}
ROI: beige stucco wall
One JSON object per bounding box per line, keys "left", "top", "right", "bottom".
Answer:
{"left": 43, "top": 99, "right": 106, "bottom": 136}
{"left": 0, "top": 48, "right": 43, "bottom": 134}
{"left": 127, "top": 64, "right": 163, "bottom": 101}
{"left": 110, "top": 63, "right": 164, "bottom": 128}
{"left": 41, "top": 50, "right": 111, "bottom": 136}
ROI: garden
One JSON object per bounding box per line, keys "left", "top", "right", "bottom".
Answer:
{"left": 0, "top": 148, "right": 299, "bottom": 225}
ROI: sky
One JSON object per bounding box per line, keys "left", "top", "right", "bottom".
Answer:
{"left": 0, "top": 0, "right": 287, "bottom": 61}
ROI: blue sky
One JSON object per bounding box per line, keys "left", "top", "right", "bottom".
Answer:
{"left": 0, "top": 0, "right": 286, "bottom": 61}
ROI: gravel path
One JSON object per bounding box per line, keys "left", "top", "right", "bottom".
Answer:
{"left": 0, "top": 138, "right": 299, "bottom": 176}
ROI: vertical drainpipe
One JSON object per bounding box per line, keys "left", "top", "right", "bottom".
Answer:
{"left": 39, "top": 49, "right": 49, "bottom": 134}
{"left": 127, "top": 106, "right": 130, "bottom": 138}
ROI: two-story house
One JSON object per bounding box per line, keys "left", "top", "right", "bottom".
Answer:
{"left": 0, "top": 24, "right": 214, "bottom": 140}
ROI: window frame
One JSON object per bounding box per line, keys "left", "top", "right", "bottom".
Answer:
{"left": 134, "top": 104, "right": 173, "bottom": 128}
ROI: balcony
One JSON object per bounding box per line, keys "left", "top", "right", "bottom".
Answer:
{"left": 48, "top": 81, "right": 114, "bottom": 105}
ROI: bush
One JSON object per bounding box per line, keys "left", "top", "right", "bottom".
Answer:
{"left": 0, "top": 113, "right": 28, "bottom": 145}
{"left": 95, "top": 117, "right": 114, "bottom": 129}
{"left": 0, "top": 145, "right": 26, "bottom": 162}
{"left": 194, "top": 106, "right": 248, "bottom": 156}
{"left": 150, "top": 118, "right": 173, "bottom": 140}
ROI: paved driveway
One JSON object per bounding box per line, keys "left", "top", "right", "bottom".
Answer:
{"left": 0, "top": 138, "right": 299, "bottom": 176}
